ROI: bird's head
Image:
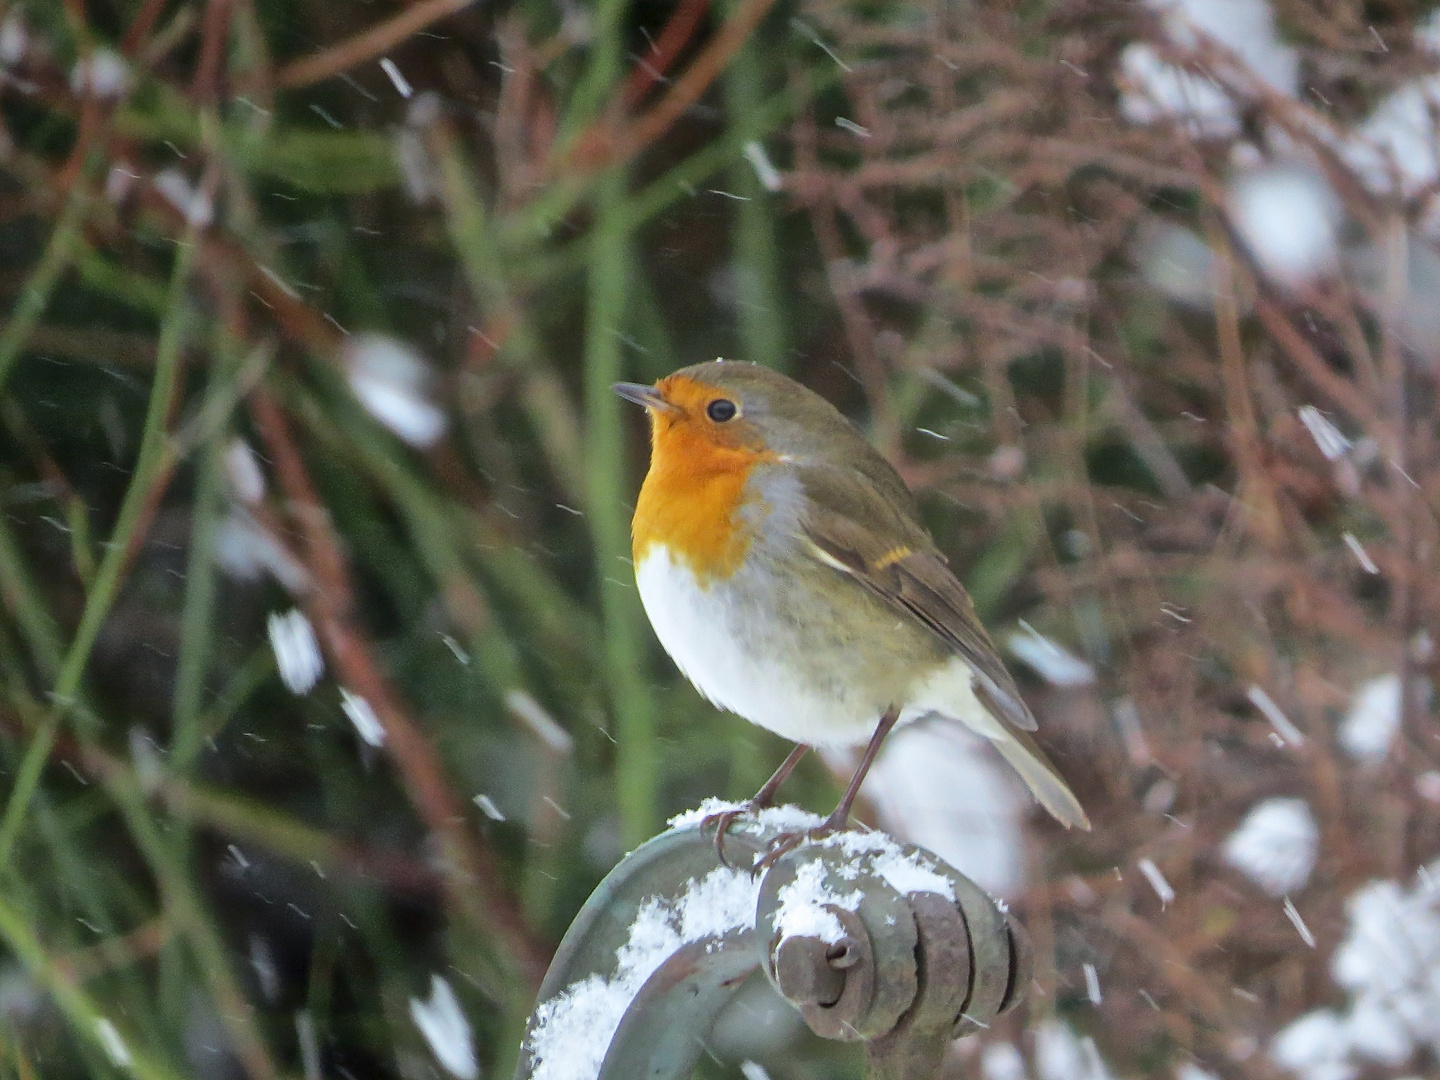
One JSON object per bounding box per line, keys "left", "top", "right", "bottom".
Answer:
{"left": 613, "top": 360, "right": 855, "bottom": 468}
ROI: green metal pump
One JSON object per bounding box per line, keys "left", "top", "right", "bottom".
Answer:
{"left": 515, "top": 813, "right": 1030, "bottom": 1080}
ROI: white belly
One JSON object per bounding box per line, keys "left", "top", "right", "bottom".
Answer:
{"left": 634, "top": 545, "right": 997, "bottom": 747}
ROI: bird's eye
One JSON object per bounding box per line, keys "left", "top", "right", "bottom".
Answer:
{"left": 706, "top": 398, "right": 738, "bottom": 422}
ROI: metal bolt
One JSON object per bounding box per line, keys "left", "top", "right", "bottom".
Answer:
{"left": 773, "top": 934, "right": 846, "bottom": 1007}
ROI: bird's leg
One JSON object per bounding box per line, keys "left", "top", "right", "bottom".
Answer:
{"left": 751, "top": 743, "right": 813, "bottom": 808}
{"left": 703, "top": 743, "right": 811, "bottom": 867}
{"left": 760, "top": 705, "right": 901, "bottom": 868}
{"left": 822, "top": 704, "right": 900, "bottom": 831}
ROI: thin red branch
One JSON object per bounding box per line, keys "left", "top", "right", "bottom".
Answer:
{"left": 621, "top": 0, "right": 710, "bottom": 108}
{"left": 565, "top": 0, "right": 778, "bottom": 170}
{"left": 270, "top": 0, "right": 477, "bottom": 91}
{"left": 246, "top": 389, "right": 548, "bottom": 988}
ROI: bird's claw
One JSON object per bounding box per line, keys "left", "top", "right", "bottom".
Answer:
{"left": 754, "top": 817, "right": 846, "bottom": 872}
{"left": 700, "top": 804, "right": 758, "bottom": 869}
{"left": 701, "top": 805, "right": 852, "bottom": 872}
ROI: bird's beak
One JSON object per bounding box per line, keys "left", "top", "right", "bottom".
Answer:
{"left": 612, "top": 382, "right": 680, "bottom": 414}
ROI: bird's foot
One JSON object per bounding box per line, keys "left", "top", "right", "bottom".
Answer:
{"left": 700, "top": 802, "right": 763, "bottom": 869}
{"left": 754, "top": 808, "right": 850, "bottom": 871}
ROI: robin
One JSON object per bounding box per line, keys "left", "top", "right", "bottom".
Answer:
{"left": 614, "top": 360, "right": 1090, "bottom": 850}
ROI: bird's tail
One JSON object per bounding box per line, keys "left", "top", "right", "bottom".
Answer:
{"left": 991, "top": 727, "right": 1091, "bottom": 830}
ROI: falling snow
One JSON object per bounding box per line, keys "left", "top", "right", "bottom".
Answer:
{"left": 410, "top": 975, "right": 479, "bottom": 1080}
{"left": 1224, "top": 797, "right": 1319, "bottom": 897}
{"left": 222, "top": 438, "right": 266, "bottom": 505}
{"left": 1007, "top": 624, "right": 1096, "bottom": 687}
{"left": 342, "top": 333, "right": 448, "bottom": 448}
{"left": 339, "top": 689, "right": 386, "bottom": 747}
{"left": 1339, "top": 674, "right": 1402, "bottom": 763}
{"left": 268, "top": 609, "right": 324, "bottom": 695}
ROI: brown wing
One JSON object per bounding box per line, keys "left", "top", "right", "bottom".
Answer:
{"left": 797, "top": 464, "right": 1039, "bottom": 734}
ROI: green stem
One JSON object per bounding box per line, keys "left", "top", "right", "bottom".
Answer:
{"left": 429, "top": 125, "right": 587, "bottom": 505}
{"left": 0, "top": 231, "right": 196, "bottom": 866}
{"left": 587, "top": 168, "right": 658, "bottom": 845}
{"left": 170, "top": 385, "right": 227, "bottom": 774}
{"left": 0, "top": 187, "right": 90, "bottom": 391}
{"left": 560, "top": 0, "right": 633, "bottom": 137}
{"left": 0, "top": 892, "right": 189, "bottom": 1080}
{"left": 723, "top": 20, "right": 787, "bottom": 371}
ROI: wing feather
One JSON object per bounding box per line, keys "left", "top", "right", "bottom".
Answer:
{"left": 797, "top": 464, "right": 1039, "bottom": 734}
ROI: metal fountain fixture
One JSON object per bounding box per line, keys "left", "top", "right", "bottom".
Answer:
{"left": 514, "top": 810, "right": 1031, "bottom": 1080}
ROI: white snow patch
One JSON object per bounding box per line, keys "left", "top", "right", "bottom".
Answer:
{"left": 1118, "top": 0, "right": 1298, "bottom": 137}
{"left": 868, "top": 844, "right": 956, "bottom": 900}
{"left": 340, "top": 689, "right": 386, "bottom": 747}
{"left": 822, "top": 830, "right": 958, "bottom": 900}
{"left": 343, "top": 334, "right": 447, "bottom": 448}
{"left": 214, "top": 510, "right": 309, "bottom": 593}
{"left": 1034, "top": 1018, "right": 1116, "bottom": 1080}
{"left": 1343, "top": 993, "right": 1411, "bottom": 1065}
{"left": 668, "top": 798, "right": 827, "bottom": 837}
{"left": 1007, "top": 624, "right": 1095, "bottom": 686}
{"left": 1273, "top": 1011, "right": 1355, "bottom": 1080}
{"left": 526, "top": 866, "right": 760, "bottom": 1080}
{"left": 409, "top": 975, "right": 479, "bottom": 1080}
{"left": 1272, "top": 861, "right": 1440, "bottom": 1078}
{"left": 1339, "top": 674, "right": 1402, "bottom": 763}
{"left": 70, "top": 49, "right": 131, "bottom": 99}
{"left": 1228, "top": 167, "right": 1338, "bottom": 286}
{"left": 753, "top": 804, "right": 827, "bottom": 832}
{"left": 268, "top": 609, "right": 323, "bottom": 695}
{"left": 980, "top": 1042, "right": 1026, "bottom": 1080}
{"left": 1342, "top": 15, "right": 1440, "bottom": 197}
{"left": 153, "top": 169, "right": 213, "bottom": 228}
{"left": 864, "top": 722, "right": 1025, "bottom": 896}
{"left": 223, "top": 438, "right": 265, "bottom": 505}
{"left": 1223, "top": 797, "right": 1319, "bottom": 896}
{"left": 667, "top": 797, "right": 750, "bottom": 831}
{"left": 771, "top": 858, "right": 858, "bottom": 944}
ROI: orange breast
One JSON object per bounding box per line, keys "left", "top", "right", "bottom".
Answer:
{"left": 631, "top": 419, "right": 770, "bottom": 585}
